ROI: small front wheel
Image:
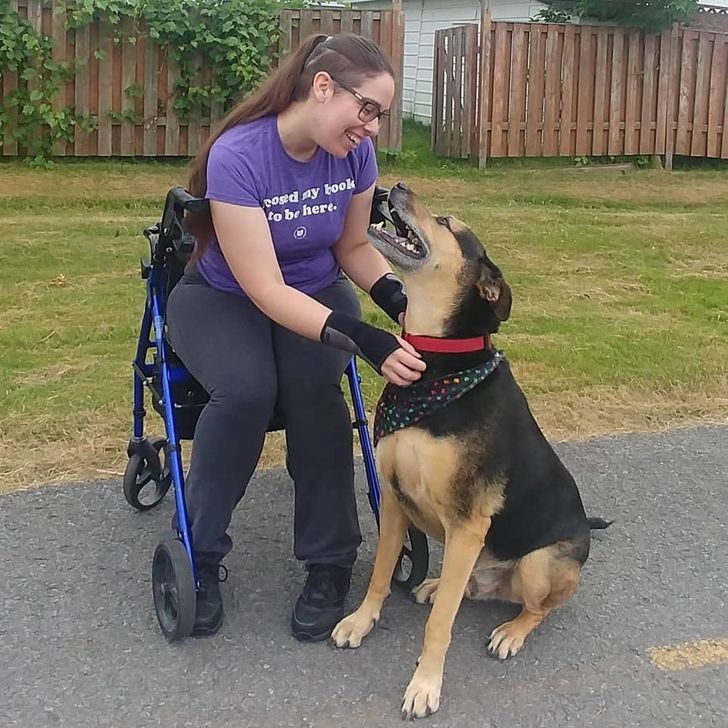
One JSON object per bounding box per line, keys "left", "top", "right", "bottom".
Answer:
{"left": 392, "top": 527, "right": 429, "bottom": 591}
{"left": 152, "top": 538, "right": 196, "bottom": 642}
{"left": 123, "top": 436, "right": 171, "bottom": 511}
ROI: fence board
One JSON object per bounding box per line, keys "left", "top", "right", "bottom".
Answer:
{"left": 50, "top": 0, "right": 68, "bottom": 155}
{"left": 608, "top": 30, "right": 624, "bottom": 155}
{"left": 676, "top": 32, "right": 696, "bottom": 154}
{"left": 707, "top": 36, "right": 728, "bottom": 157}
{"left": 508, "top": 24, "right": 527, "bottom": 157}
{"left": 97, "top": 24, "right": 113, "bottom": 156}
{"left": 721, "top": 37, "right": 728, "bottom": 156}
{"left": 525, "top": 25, "right": 544, "bottom": 156}
{"left": 165, "top": 58, "right": 181, "bottom": 155}
{"left": 74, "top": 23, "right": 90, "bottom": 155}
{"left": 478, "top": 10, "right": 492, "bottom": 167}
{"left": 143, "top": 38, "right": 159, "bottom": 156}
{"left": 464, "top": 24, "right": 478, "bottom": 158}
{"left": 445, "top": 31, "right": 455, "bottom": 157}
{"left": 624, "top": 32, "right": 641, "bottom": 155}
{"left": 119, "top": 21, "right": 136, "bottom": 156}
{"left": 453, "top": 28, "right": 463, "bottom": 156}
{"left": 576, "top": 27, "right": 594, "bottom": 155}
{"left": 656, "top": 29, "right": 672, "bottom": 155}
{"left": 490, "top": 23, "right": 510, "bottom": 156}
{"left": 2, "top": 0, "right": 19, "bottom": 158}
{"left": 691, "top": 33, "right": 711, "bottom": 156}
{"left": 541, "top": 25, "right": 560, "bottom": 155}
{"left": 592, "top": 29, "right": 609, "bottom": 155}
{"left": 640, "top": 34, "right": 656, "bottom": 154}
{"left": 560, "top": 24, "right": 576, "bottom": 156}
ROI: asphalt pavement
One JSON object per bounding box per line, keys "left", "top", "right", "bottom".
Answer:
{"left": 1, "top": 425, "right": 727, "bottom": 728}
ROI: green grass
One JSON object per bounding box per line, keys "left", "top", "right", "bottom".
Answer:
{"left": 1, "top": 135, "right": 727, "bottom": 491}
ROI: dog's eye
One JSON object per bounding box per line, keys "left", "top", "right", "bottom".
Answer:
{"left": 435, "top": 216, "right": 450, "bottom": 228}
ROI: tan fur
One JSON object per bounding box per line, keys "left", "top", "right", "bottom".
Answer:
{"left": 334, "top": 187, "right": 586, "bottom": 720}
{"left": 487, "top": 545, "right": 582, "bottom": 659}
{"left": 396, "top": 208, "right": 465, "bottom": 337}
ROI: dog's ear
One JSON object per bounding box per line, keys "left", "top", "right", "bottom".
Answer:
{"left": 476, "top": 268, "right": 512, "bottom": 322}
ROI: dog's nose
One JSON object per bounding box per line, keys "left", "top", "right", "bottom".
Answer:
{"left": 394, "top": 182, "right": 410, "bottom": 192}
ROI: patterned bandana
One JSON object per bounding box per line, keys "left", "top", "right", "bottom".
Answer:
{"left": 373, "top": 350, "right": 505, "bottom": 445}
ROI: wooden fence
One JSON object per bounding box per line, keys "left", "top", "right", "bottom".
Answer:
{"left": 0, "top": 2, "right": 403, "bottom": 157}
{"left": 433, "top": 19, "right": 728, "bottom": 167}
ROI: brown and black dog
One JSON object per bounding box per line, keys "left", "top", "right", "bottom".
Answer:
{"left": 332, "top": 183, "right": 609, "bottom": 719}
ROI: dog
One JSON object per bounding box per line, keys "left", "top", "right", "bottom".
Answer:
{"left": 331, "top": 182, "right": 610, "bottom": 719}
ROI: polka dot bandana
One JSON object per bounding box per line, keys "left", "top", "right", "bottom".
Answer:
{"left": 373, "top": 351, "right": 505, "bottom": 445}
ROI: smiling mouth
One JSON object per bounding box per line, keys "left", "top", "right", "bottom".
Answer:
{"left": 367, "top": 213, "right": 427, "bottom": 260}
{"left": 345, "top": 131, "right": 360, "bottom": 146}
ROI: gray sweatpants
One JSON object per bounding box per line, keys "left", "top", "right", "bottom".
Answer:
{"left": 165, "top": 265, "right": 363, "bottom": 566}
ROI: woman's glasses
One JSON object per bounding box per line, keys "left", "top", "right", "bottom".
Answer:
{"left": 332, "top": 77, "right": 389, "bottom": 123}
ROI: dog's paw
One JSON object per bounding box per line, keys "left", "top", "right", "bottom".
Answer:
{"left": 331, "top": 608, "right": 379, "bottom": 649}
{"left": 487, "top": 620, "right": 527, "bottom": 660}
{"left": 401, "top": 669, "right": 442, "bottom": 720}
{"left": 412, "top": 578, "right": 440, "bottom": 604}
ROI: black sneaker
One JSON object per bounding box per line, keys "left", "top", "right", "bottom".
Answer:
{"left": 192, "top": 559, "right": 227, "bottom": 637}
{"left": 291, "top": 564, "right": 352, "bottom": 642}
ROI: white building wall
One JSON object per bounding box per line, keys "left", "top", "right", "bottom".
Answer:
{"left": 352, "top": 0, "right": 548, "bottom": 122}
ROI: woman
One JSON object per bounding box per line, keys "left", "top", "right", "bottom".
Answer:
{"left": 166, "top": 33, "right": 425, "bottom": 641}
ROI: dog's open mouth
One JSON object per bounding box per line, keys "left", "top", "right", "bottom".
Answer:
{"left": 367, "top": 213, "right": 428, "bottom": 261}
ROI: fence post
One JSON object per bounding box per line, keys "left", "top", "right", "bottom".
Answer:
{"left": 390, "top": 0, "right": 404, "bottom": 152}
{"left": 478, "top": 0, "right": 492, "bottom": 169}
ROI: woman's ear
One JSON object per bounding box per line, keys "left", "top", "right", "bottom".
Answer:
{"left": 312, "top": 71, "right": 334, "bottom": 103}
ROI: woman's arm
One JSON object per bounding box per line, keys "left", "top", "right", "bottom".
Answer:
{"left": 210, "top": 200, "right": 424, "bottom": 385}
{"left": 211, "top": 200, "right": 331, "bottom": 340}
{"left": 333, "top": 184, "right": 407, "bottom": 325}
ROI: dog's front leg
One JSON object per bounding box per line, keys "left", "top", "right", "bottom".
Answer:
{"left": 332, "top": 484, "right": 410, "bottom": 648}
{"left": 402, "top": 519, "right": 490, "bottom": 720}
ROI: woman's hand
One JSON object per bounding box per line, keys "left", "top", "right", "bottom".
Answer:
{"left": 381, "top": 336, "right": 426, "bottom": 387}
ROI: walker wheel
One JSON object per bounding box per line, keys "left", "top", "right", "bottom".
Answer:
{"left": 123, "top": 436, "right": 172, "bottom": 511}
{"left": 392, "top": 527, "right": 429, "bottom": 590}
{"left": 152, "top": 537, "right": 196, "bottom": 642}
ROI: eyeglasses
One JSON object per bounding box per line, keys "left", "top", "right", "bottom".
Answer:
{"left": 331, "top": 77, "right": 390, "bottom": 123}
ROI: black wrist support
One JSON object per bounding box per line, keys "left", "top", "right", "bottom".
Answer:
{"left": 369, "top": 273, "right": 407, "bottom": 325}
{"left": 320, "top": 310, "right": 400, "bottom": 374}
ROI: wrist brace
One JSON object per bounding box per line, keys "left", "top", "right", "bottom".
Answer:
{"left": 370, "top": 273, "right": 407, "bottom": 324}
{"left": 320, "top": 310, "right": 400, "bottom": 374}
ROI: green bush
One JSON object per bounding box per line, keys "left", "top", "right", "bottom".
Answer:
{"left": 0, "top": 0, "right": 303, "bottom": 159}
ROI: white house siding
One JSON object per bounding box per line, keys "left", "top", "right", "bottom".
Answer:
{"left": 352, "top": 0, "right": 548, "bottom": 122}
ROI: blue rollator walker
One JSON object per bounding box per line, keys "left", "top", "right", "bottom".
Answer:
{"left": 124, "top": 186, "right": 429, "bottom": 641}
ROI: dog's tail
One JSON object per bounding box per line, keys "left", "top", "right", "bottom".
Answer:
{"left": 588, "top": 517, "right": 613, "bottom": 530}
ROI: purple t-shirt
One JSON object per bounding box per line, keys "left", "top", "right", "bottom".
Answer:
{"left": 197, "top": 114, "right": 378, "bottom": 296}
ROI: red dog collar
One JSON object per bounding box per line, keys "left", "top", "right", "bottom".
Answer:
{"left": 403, "top": 332, "right": 490, "bottom": 353}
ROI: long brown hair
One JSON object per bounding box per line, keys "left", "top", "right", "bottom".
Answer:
{"left": 188, "top": 33, "right": 395, "bottom": 259}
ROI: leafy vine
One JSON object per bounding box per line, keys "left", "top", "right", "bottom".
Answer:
{"left": 1, "top": 0, "right": 301, "bottom": 159}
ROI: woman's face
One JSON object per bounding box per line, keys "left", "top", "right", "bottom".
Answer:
{"left": 312, "top": 71, "right": 395, "bottom": 158}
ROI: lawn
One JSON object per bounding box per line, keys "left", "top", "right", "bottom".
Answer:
{"left": 1, "top": 138, "right": 727, "bottom": 492}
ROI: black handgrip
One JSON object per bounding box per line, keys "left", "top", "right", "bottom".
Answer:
{"left": 158, "top": 187, "right": 207, "bottom": 256}
{"left": 169, "top": 186, "right": 207, "bottom": 213}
